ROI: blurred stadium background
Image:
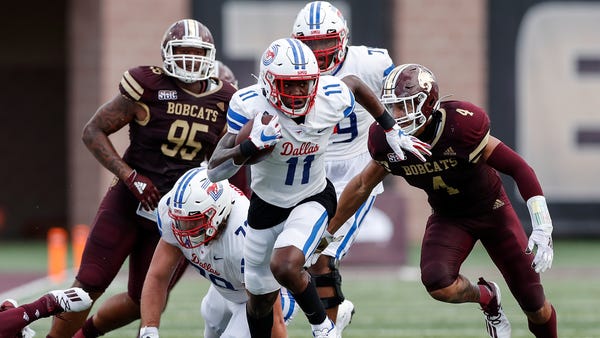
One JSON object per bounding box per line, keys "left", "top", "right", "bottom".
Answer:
{"left": 1, "top": 0, "right": 599, "bottom": 336}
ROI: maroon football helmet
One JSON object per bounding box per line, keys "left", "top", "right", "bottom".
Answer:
{"left": 214, "top": 60, "right": 238, "bottom": 88}
{"left": 161, "top": 19, "right": 216, "bottom": 83}
{"left": 380, "top": 64, "right": 440, "bottom": 135}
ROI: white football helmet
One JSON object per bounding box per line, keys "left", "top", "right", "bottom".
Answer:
{"left": 259, "top": 38, "right": 320, "bottom": 117}
{"left": 169, "top": 168, "right": 233, "bottom": 248}
{"left": 161, "top": 19, "right": 216, "bottom": 83}
{"left": 292, "top": 1, "right": 349, "bottom": 74}
{"left": 381, "top": 64, "right": 440, "bottom": 135}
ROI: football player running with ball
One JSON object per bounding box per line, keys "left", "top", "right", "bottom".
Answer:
{"left": 287, "top": 2, "right": 397, "bottom": 333}
{"left": 327, "top": 63, "right": 558, "bottom": 338}
{"left": 208, "top": 39, "right": 429, "bottom": 338}
{"left": 48, "top": 19, "right": 238, "bottom": 338}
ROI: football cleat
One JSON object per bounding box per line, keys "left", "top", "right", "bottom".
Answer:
{"left": 1, "top": 299, "right": 36, "bottom": 338}
{"left": 312, "top": 318, "right": 337, "bottom": 338}
{"left": 1, "top": 298, "right": 18, "bottom": 311}
{"left": 478, "top": 278, "right": 512, "bottom": 338}
{"left": 47, "top": 287, "right": 93, "bottom": 314}
{"left": 20, "top": 326, "right": 36, "bottom": 338}
{"left": 335, "top": 299, "right": 355, "bottom": 337}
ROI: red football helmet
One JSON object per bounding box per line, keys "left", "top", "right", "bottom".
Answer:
{"left": 380, "top": 64, "right": 440, "bottom": 135}
{"left": 292, "top": 1, "right": 349, "bottom": 74}
{"left": 161, "top": 19, "right": 216, "bottom": 83}
{"left": 168, "top": 168, "right": 233, "bottom": 248}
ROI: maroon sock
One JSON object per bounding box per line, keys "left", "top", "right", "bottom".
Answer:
{"left": 0, "top": 307, "right": 31, "bottom": 336}
{"left": 478, "top": 284, "right": 493, "bottom": 307}
{"left": 73, "top": 317, "right": 104, "bottom": 338}
{"left": 528, "top": 305, "right": 557, "bottom": 338}
{"left": 20, "top": 294, "right": 57, "bottom": 319}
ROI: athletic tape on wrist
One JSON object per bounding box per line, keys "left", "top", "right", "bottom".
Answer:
{"left": 526, "top": 195, "right": 552, "bottom": 229}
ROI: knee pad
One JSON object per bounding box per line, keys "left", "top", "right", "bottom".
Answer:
{"left": 310, "top": 256, "right": 344, "bottom": 309}
{"left": 245, "top": 262, "right": 279, "bottom": 295}
{"left": 244, "top": 229, "right": 280, "bottom": 295}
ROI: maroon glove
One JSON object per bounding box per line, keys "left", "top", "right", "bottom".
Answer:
{"left": 124, "top": 170, "right": 160, "bottom": 211}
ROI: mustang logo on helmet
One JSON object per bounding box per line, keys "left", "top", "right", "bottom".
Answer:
{"left": 263, "top": 45, "right": 278, "bottom": 66}
{"left": 204, "top": 182, "right": 224, "bottom": 201}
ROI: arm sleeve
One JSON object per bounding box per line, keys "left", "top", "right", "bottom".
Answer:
{"left": 486, "top": 142, "right": 543, "bottom": 201}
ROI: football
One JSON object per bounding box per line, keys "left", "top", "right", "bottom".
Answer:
{"left": 235, "top": 113, "right": 275, "bottom": 165}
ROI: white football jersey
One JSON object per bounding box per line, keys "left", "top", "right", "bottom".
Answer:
{"left": 157, "top": 185, "right": 250, "bottom": 304}
{"left": 326, "top": 45, "right": 393, "bottom": 160}
{"left": 227, "top": 75, "right": 355, "bottom": 208}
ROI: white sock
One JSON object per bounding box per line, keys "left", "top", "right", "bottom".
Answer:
{"left": 311, "top": 317, "right": 333, "bottom": 331}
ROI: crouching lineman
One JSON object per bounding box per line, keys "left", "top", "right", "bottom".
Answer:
{"left": 139, "top": 167, "right": 287, "bottom": 338}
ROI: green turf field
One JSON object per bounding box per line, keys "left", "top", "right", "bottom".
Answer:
{"left": 2, "top": 239, "right": 599, "bottom": 337}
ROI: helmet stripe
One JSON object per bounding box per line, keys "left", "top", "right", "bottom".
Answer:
{"left": 287, "top": 38, "right": 306, "bottom": 70}
{"left": 173, "top": 168, "right": 203, "bottom": 207}
{"left": 382, "top": 67, "right": 399, "bottom": 96}
{"left": 316, "top": 2, "right": 322, "bottom": 28}
{"left": 185, "top": 19, "right": 197, "bottom": 37}
{"left": 309, "top": 2, "right": 322, "bottom": 29}
{"left": 383, "top": 64, "right": 411, "bottom": 95}
{"left": 183, "top": 19, "right": 190, "bottom": 37}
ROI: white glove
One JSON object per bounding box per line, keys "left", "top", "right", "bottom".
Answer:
{"left": 525, "top": 196, "right": 554, "bottom": 273}
{"left": 139, "top": 326, "right": 159, "bottom": 338}
{"left": 318, "top": 230, "right": 334, "bottom": 252}
{"left": 249, "top": 114, "right": 282, "bottom": 150}
{"left": 385, "top": 124, "right": 432, "bottom": 162}
{"left": 305, "top": 230, "right": 336, "bottom": 267}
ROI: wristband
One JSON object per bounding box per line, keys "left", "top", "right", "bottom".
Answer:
{"left": 375, "top": 110, "right": 396, "bottom": 131}
{"left": 126, "top": 169, "right": 137, "bottom": 183}
{"left": 526, "top": 195, "right": 552, "bottom": 229}
{"left": 239, "top": 139, "right": 259, "bottom": 157}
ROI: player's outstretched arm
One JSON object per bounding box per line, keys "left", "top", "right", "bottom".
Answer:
{"left": 207, "top": 133, "right": 245, "bottom": 182}
{"left": 341, "top": 75, "right": 385, "bottom": 119}
{"left": 484, "top": 136, "right": 553, "bottom": 273}
{"left": 328, "top": 160, "right": 389, "bottom": 234}
{"left": 140, "top": 239, "right": 184, "bottom": 335}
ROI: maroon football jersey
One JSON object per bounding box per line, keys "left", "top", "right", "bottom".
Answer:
{"left": 119, "top": 66, "right": 236, "bottom": 194}
{"left": 368, "top": 100, "right": 503, "bottom": 216}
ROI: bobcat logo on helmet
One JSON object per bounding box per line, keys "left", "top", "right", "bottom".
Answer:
{"left": 418, "top": 69, "right": 435, "bottom": 93}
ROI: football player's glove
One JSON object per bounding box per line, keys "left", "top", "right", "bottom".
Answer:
{"left": 385, "top": 124, "right": 432, "bottom": 162}
{"left": 125, "top": 169, "right": 160, "bottom": 211}
{"left": 249, "top": 113, "right": 282, "bottom": 150}
{"left": 525, "top": 195, "right": 553, "bottom": 273}
{"left": 305, "top": 230, "right": 335, "bottom": 267}
{"left": 317, "top": 230, "right": 334, "bottom": 252}
{"left": 139, "top": 326, "right": 159, "bottom": 338}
